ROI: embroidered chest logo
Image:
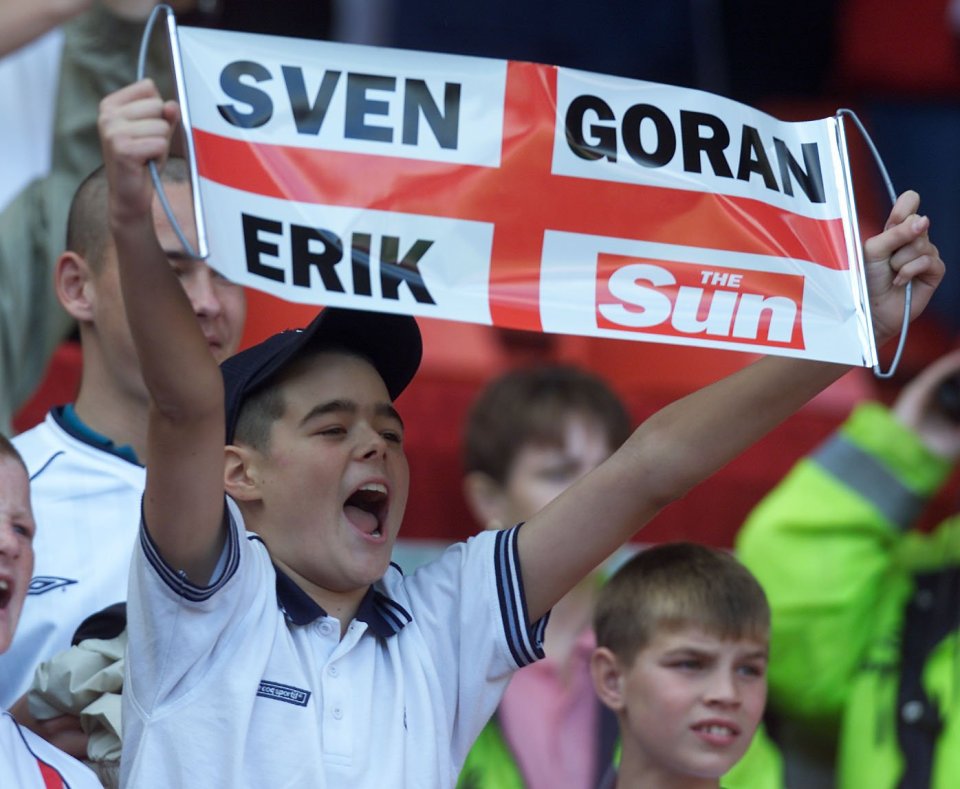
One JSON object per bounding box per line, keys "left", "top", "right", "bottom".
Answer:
{"left": 29, "top": 577, "right": 78, "bottom": 595}
{"left": 257, "top": 680, "right": 311, "bottom": 707}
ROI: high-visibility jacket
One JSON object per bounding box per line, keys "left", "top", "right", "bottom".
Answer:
{"left": 738, "top": 402, "right": 960, "bottom": 789}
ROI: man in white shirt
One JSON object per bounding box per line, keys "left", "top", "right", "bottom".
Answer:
{"left": 3, "top": 160, "right": 246, "bottom": 720}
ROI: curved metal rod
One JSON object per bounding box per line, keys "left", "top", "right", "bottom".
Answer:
{"left": 137, "top": 3, "right": 204, "bottom": 259}
{"left": 836, "top": 107, "right": 911, "bottom": 379}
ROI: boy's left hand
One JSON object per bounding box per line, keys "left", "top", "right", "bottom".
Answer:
{"left": 863, "top": 190, "right": 944, "bottom": 345}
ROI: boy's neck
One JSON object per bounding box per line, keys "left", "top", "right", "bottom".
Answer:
{"left": 73, "top": 369, "right": 150, "bottom": 460}
{"left": 273, "top": 557, "right": 369, "bottom": 639}
{"left": 616, "top": 747, "right": 720, "bottom": 789}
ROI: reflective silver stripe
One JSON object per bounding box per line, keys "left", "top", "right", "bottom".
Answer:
{"left": 812, "top": 435, "right": 927, "bottom": 530}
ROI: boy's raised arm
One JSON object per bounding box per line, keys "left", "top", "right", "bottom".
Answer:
{"left": 98, "top": 79, "right": 226, "bottom": 583}
{"left": 518, "top": 190, "right": 944, "bottom": 622}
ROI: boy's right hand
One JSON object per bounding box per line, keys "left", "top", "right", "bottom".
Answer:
{"left": 97, "top": 78, "right": 180, "bottom": 230}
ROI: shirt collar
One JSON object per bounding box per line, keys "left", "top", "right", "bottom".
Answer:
{"left": 53, "top": 404, "right": 140, "bottom": 465}
{"left": 274, "top": 565, "right": 411, "bottom": 638}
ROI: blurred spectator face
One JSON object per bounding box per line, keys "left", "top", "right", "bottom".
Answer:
{"left": 487, "top": 412, "right": 614, "bottom": 528}
{"left": 149, "top": 183, "right": 247, "bottom": 365}
{"left": 92, "top": 181, "right": 247, "bottom": 400}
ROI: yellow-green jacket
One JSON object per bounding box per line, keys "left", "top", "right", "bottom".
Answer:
{"left": 738, "top": 402, "right": 960, "bottom": 789}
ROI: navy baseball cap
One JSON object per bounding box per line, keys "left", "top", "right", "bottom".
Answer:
{"left": 221, "top": 307, "right": 422, "bottom": 443}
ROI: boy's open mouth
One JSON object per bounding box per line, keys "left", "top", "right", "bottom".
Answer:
{"left": 691, "top": 719, "right": 740, "bottom": 745}
{"left": 344, "top": 483, "right": 388, "bottom": 538}
{"left": 0, "top": 578, "right": 11, "bottom": 610}
{"left": 693, "top": 723, "right": 737, "bottom": 736}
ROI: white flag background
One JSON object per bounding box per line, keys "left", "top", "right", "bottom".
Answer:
{"left": 170, "top": 24, "right": 877, "bottom": 366}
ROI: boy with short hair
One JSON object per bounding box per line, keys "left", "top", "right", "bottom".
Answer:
{"left": 99, "top": 76, "right": 943, "bottom": 789}
{"left": 590, "top": 542, "right": 771, "bottom": 789}
{"left": 0, "top": 434, "right": 102, "bottom": 787}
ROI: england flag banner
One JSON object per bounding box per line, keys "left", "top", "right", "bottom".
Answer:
{"left": 168, "top": 22, "right": 878, "bottom": 366}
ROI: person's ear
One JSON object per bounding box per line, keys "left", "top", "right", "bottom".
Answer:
{"left": 224, "top": 444, "right": 263, "bottom": 502}
{"left": 590, "top": 647, "right": 626, "bottom": 712}
{"left": 55, "top": 252, "right": 95, "bottom": 322}
{"left": 463, "top": 471, "right": 508, "bottom": 531}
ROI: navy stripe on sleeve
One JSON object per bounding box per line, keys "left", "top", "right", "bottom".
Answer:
{"left": 139, "top": 502, "right": 240, "bottom": 602}
{"left": 494, "top": 526, "right": 547, "bottom": 668}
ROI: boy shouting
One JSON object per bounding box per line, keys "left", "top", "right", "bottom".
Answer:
{"left": 99, "top": 78, "right": 943, "bottom": 788}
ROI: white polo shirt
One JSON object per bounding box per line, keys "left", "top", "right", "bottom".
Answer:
{"left": 122, "top": 499, "right": 547, "bottom": 788}
{"left": 2, "top": 409, "right": 144, "bottom": 709}
{"left": 0, "top": 712, "right": 102, "bottom": 788}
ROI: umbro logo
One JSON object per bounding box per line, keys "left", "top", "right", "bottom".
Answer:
{"left": 29, "top": 577, "right": 78, "bottom": 595}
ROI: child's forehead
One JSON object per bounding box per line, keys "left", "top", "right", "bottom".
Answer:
{"left": 513, "top": 409, "right": 615, "bottom": 452}
{"left": 0, "top": 456, "right": 30, "bottom": 507}
{"left": 647, "top": 622, "right": 769, "bottom": 653}
{"left": 0, "top": 453, "right": 27, "bottom": 481}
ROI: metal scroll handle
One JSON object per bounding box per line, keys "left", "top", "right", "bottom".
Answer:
{"left": 836, "top": 108, "right": 911, "bottom": 379}
{"left": 137, "top": 3, "right": 206, "bottom": 260}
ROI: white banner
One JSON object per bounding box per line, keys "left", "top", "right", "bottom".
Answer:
{"left": 170, "top": 24, "right": 876, "bottom": 367}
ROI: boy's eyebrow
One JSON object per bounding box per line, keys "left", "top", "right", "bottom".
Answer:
{"left": 299, "top": 399, "right": 405, "bottom": 428}
{"left": 7, "top": 506, "right": 33, "bottom": 522}
{"left": 661, "top": 644, "right": 769, "bottom": 659}
{"left": 662, "top": 646, "right": 713, "bottom": 658}
{"left": 378, "top": 403, "right": 405, "bottom": 428}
